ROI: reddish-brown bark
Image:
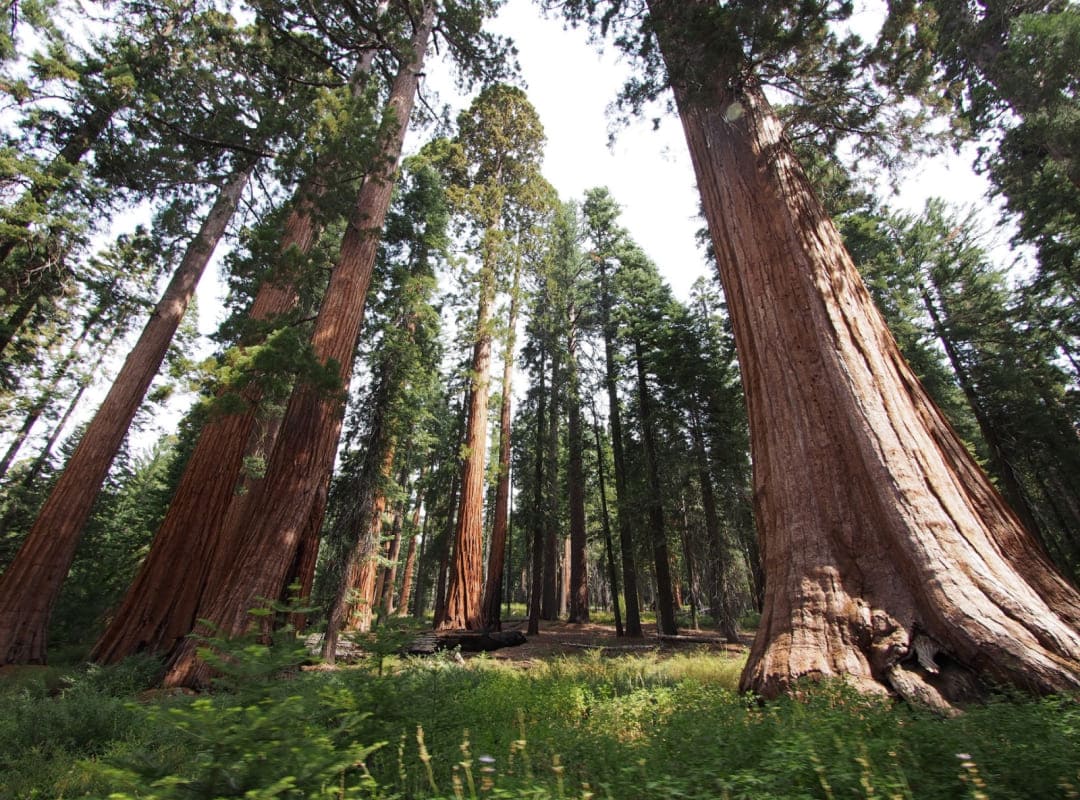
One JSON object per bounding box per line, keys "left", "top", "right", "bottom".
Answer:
{"left": 440, "top": 260, "right": 497, "bottom": 631}
{"left": 396, "top": 488, "right": 424, "bottom": 615}
{"left": 92, "top": 35, "right": 388, "bottom": 665}
{"left": 648, "top": 0, "right": 1080, "bottom": 702}
{"left": 481, "top": 258, "right": 523, "bottom": 630}
{"left": 0, "top": 165, "right": 252, "bottom": 664}
{"left": 163, "top": 9, "right": 435, "bottom": 687}
{"left": 322, "top": 444, "right": 394, "bottom": 663}
{"left": 92, "top": 191, "right": 321, "bottom": 664}
{"left": 379, "top": 504, "right": 406, "bottom": 614}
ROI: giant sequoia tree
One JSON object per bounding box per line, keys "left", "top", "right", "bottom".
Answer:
{"left": 437, "top": 84, "right": 548, "bottom": 631}
{"left": 557, "top": 0, "right": 1080, "bottom": 704}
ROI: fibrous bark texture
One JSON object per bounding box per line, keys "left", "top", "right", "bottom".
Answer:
{"left": 163, "top": 9, "right": 434, "bottom": 687}
{"left": 0, "top": 165, "right": 251, "bottom": 665}
{"left": 440, "top": 261, "right": 497, "bottom": 630}
{"left": 649, "top": 0, "right": 1080, "bottom": 700}
{"left": 482, "top": 260, "right": 522, "bottom": 629}
{"left": 92, "top": 194, "right": 317, "bottom": 665}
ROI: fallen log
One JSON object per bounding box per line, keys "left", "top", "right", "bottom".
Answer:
{"left": 406, "top": 629, "right": 527, "bottom": 656}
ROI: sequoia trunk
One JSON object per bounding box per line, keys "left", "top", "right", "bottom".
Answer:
{"left": 440, "top": 244, "right": 498, "bottom": 630}
{"left": 164, "top": 8, "right": 434, "bottom": 687}
{"left": 481, "top": 256, "right": 522, "bottom": 630}
{"left": 648, "top": 0, "right": 1080, "bottom": 701}
{"left": 0, "top": 164, "right": 251, "bottom": 664}
{"left": 92, "top": 189, "right": 322, "bottom": 664}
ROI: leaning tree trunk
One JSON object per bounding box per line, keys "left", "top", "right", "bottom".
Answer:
{"left": 648, "top": 0, "right": 1080, "bottom": 703}
{"left": 163, "top": 9, "right": 435, "bottom": 687}
{"left": 0, "top": 163, "right": 252, "bottom": 664}
{"left": 92, "top": 186, "right": 322, "bottom": 664}
{"left": 92, "top": 42, "right": 386, "bottom": 665}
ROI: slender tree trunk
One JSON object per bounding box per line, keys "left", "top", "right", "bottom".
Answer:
{"left": 163, "top": 10, "right": 435, "bottom": 687}
{"left": 379, "top": 496, "right": 407, "bottom": 615}
{"left": 528, "top": 348, "right": 548, "bottom": 636}
{"left": 442, "top": 222, "right": 503, "bottom": 630}
{"left": 566, "top": 354, "right": 589, "bottom": 623}
{"left": 0, "top": 102, "right": 118, "bottom": 282}
{"left": 411, "top": 490, "right": 434, "bottom": 618}
{"left": 23, "top": 329, "right": 119, "bottom": 487}
{"left": 633, "top": 337, "right": 677, "bottom": 636}
{"left": 0, "top": 164, "right": 252, "bottom": 664}
{"left": 919, "top": 283, "right": 1054, "bottom": 555}
{"left": 649, "top": 0, "right": 1080, "bottom": 701}
{"left": 598, "top": 266, "right": 643, "bottom": 636}
{"left": 0, "top": 323, "right": 93, "bottom": 478}
{"left": 324, "top": 446, "right": 395, "bottom": 662}
{"left": 591, "top": 403, "right": 623, "bottom": 636}
{"left": 541, "top": 349, "right": 560, "bottom": 620}
{"left": 434, "top": 400, "right": 467, "bottom": 627}
{"left": 397, "top": 484, "right": 424, "bottom": 616}
{"left": 481, "top": 255, "right": 523, "bottom": 629}
{"left": 690, "top": 408, "right": 739, "bottom": 641}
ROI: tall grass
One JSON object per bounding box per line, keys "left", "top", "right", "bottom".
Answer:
{"left": 1, "top": 643, "right": 1077, "bottom": 799}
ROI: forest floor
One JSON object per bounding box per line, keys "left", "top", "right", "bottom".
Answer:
{"left": 454, "top": 617, "right": 750, "bottom": 668}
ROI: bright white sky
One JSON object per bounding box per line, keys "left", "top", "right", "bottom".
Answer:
{"left": 413, "top": 0, "right": 1001, "bottom": 304}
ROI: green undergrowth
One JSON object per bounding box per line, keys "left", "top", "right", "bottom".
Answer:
{"left": 1, "top": 635, "right": 1078, "bottom": 799}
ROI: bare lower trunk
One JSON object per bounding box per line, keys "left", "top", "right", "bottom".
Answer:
{"left": 528, "top": 348, "right": 548, "bottom": 637}
{"left": 592, "top": 404, "right": 623, "bottom": 636}
{"left": 379, "top": 502, "right": 406, "bottom": 615}
{"left": 690, "top": 408, "right": 739, "bottom": 642}
{"left": 649, "top": 0, "right": 1080, "bottom": 700}
{"left": 397, "top": 491, "right": 423, "bottom": 615}
{"left": 567, "top": 349, "right": 589, "bottom": 623}
{"left": 92, "top": 38, "right": 386, "bottom": 665}
{"left": 481, "top": 258, "right": 522, "bottom": 630}
{"left": 634, "top": 338, "right": 677, "bottom": 636}
{"left": 163, "top": 11, "right": 434, "bottom": 687}
{"left": 0, "top": 165, "right": 251, "bottom": 665}
{"left": 441, "top": 252, "right": 498, "bottom": 630}
{"left": 599, "top": 272, "right": 642, "bottom": 636}
{"left": 541, "top": 350, "right": 560, "bottom": 620}
{"left": 92, "top": 189, "right": 319, "bottom": 665}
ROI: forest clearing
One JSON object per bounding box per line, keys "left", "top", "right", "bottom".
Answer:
{"left": 2, "top": 0, "right": 1080, "bottom": 796}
